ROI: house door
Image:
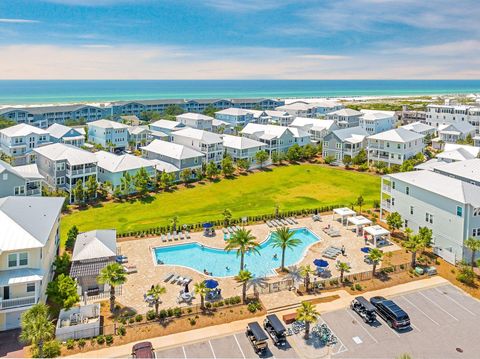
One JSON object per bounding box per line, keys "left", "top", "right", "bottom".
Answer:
{"left": 3, "top": 286, "right": 10, "bottom": 300}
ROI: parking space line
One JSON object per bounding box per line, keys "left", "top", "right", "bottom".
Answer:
{"left": 182, "top": 346, "right": 187, "bottom": 359}
{"left": 317, "top": 317, "right": 349, "bottom": 355}
{"left": 345, "top": 309, "right": 378, "bottom": 343}
{"left": 418, "top": 291, "right": 459, "bottom": 321}
{"left": 400, "top": 296, "right": 439, "bottom": 325}
{"left": 233, "top": 334, "right": 246, "bottom": 359}
{"left": 434, "top": 287, "right": 476, "bottom": 315}
{"left": 208, "top": 340, "right": 217, "bottom": 359}
{"left": 410, "top": 323, "right": 421, "bottom": 332}
{"left": 384, "top": 322, "right": 400, "bottom": 338}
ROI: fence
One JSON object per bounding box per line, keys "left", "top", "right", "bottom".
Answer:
{"left": 254, "top": 278, "right": 295, "bottom": 294}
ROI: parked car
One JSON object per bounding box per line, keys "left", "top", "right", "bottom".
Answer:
{"left": 132, "top": 341, "right": 156, "bottom": 358}
{"left": 246, "top": 322, "right": 269, "bottom": 354}
{"left": 370, "top": 296, "right": 410, "bottom": 330}
{"left": 351, "top": 296, "right": 377, "bottom": 324}
{"left": 263, "top": 314, "right": 287, "bottom": 346}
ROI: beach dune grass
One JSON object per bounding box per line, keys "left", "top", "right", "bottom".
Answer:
{"left": 60, "top": 164, "right": 380, "bottom": 243}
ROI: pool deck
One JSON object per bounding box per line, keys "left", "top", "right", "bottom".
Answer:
{"left": 117, "top": 215, "right": 400, "bottom": 313}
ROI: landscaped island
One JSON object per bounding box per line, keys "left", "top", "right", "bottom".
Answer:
{"left": 60, "top": 164, "right": 380, "bottom": 242}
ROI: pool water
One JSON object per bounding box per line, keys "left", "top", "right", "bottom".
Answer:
{"left": 153, "top": 228, "right": 320, "bottom": 277}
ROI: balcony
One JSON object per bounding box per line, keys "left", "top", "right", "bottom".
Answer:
{"left": 67, "top": 167, "right": 97, "bottom": 177}
{"left": 0, "top": 296, "right": 36, "bottom": 310}
{"left": 381, "top": 200, "right": 392, "bottom": 210}
{"left": 382, "top": 184, "right": 391, "bottom": 193}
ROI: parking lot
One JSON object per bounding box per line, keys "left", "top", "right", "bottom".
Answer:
{"left": 154, "top": 284, "right": 480, "bottom": 359}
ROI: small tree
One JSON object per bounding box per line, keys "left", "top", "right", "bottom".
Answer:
{"left": 133, "top": 167, "right": 151, "bottom": 195}
{"left": 386, "top": 212, "right": 403, "bottom": 233}
{"left": 356, "top": 195, "right": 365, "bottom": 213}
{"left": 343, "top": 155, "right": 352, "bottom": 168}
{"left": 206, "top": 161, "right": 219, "bottom": 180}
{"left": 367, "top": 248, "right": 384, "bottom": 276}
{"left": 222, "top": 208, "right": 232, "bottom": 227}
{"left": 323, "top": 155, "right": 335, "bottom": 165}
{"left": 465, "top": 237, "right": 480, "bottom": 266}
{"left": 194, "top": 281, "right": 210, "bottom": 310}
{"left": 221, "top": 156, "right": 235, "bottom": 177}
{"left": 235, "top": 270, "right": 253, "bottom": 303}
{"left": 299, "top": 265, "right": 315, "bottom": 292}
{"left": 255, "top": 150, "right": 269, "bottom": 168}
{"left": 457, "top": 260, "right": 475, "bottom": 285}
{"left": 336, "top": 261, "right": 351, "bottom": 283}
{"left": 20, "top": 304, "right": 55, "bottom": 358}
{"left": 160, "top": 171, "right": 175, "bottom": 190}
{"left": 225, "top": 228, "right": 260, "bottom": 272}
{"left": 65, "top": 225, "right": 79, "bottom": 251}
{"left": 271, "top": 151, "right": 280, "bottom": 165}
{"left": 147, "top": 284, "right": 166, "bottom": 316}
{"left": 237, "top": 158, "right": 250, "bottom": 173}
{"left": 120, "top": 172, "right": 133, "bottom": 196}
{"left": 180, "top": 168, "right": 192, "bottom": 186}
{"left": 53, "top": 252, "right": 71, "bottom": 276}
{"left": 72, "top": 179, "right": 84, "bottom": 204}
{"left": 170, "top": 215, "right": 179, "bottom": 232}
{"left": 296, "top": 301, "right": 319, "bottom": 339}
{"left": 46, "top": 274, "right": 80, "bottom": 310}
{"left": 352, "top": 148, "right": 367, "bottom": 165}
{"left": 85, "top": 175, "right": 98, "bottom": 202}
{"left": 404, "top": 233, "right": 429, "bottom": 268}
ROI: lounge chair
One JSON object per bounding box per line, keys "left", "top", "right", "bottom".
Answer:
{"left": 161, "top": 234, "right": 167, "bottom": 242}
{"left": 266, "top": 221, "right": 272, "bottom": 228}
{"left": 163, "top": 273, "right": 174, "bottom": 282}
{"left": 235, "top": 225, "right": 241, "bottom": 231}
{"left": 167, "top": 233, "right": 172, "bottom": 241}
{"left": 177, "top": 277, "right": 186, "bottom": 285}
{"left": 173, "top": 231, "right": 179, "bottom": 240}
{"left": 186, "top": 231, "right": 191, "bottom": 239}
{"left": 286, "top": 218, "right": 294, "bottom": 225}
{"left": 222, "top": 228, "right": 228, "bottom": 234}
{"left": 228, "top": 227, "right": 234, "bottom": 233}
{"left": 281, "top": 219, "right": 289, "bottom": 225}
{"left": 123, "top": 265, "right": 137, "bottom": 274}
{"left": 171, "top": 275, "right": 181, "bottom": 284}
{"left": 116, "top": 255, "right": 128, "bottom": 264}
{"left": 179, "top": 232, "right": 185, "bottom": 240}
{"left": 183, "top": 277, "right": 192, "bottom": 285}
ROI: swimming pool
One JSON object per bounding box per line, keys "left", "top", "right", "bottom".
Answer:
{"left": 152, "top": 228, "right": 320, "bottom": 277}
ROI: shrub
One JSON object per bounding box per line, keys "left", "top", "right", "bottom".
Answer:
{"left": 120, "top": 318, "right": 127, "bottom": 325}
{"left": 96, "top": 335, "right": 105, "bottom": 345}
{"left": 118, "top": 326, "right": 126, "bottom": 336}
{"left": 224, "top": 298, "right": 231, "bottom": 305}
{"left": 174, "top": 307, "right": 182, "bottom": 317}
{"left": 78, "top": 338, "right": 86, "bottom": 349}
{"left": 135, "top": 314, "right": 143, "bottom": 322}
{"left": 400, "top": 264, "right": 405, "bottom": 270}
{"left": 128, "top": 318, "right": 135, "bottom": 324}
{"left": 187, "top": 308, "right": 193, "bottom": 313}
{"left": 146, "top": 310, "right": 156, "bottom": 320}
{"left": 105, "top": 335, "right": 114, "bottom": 345}
{"left": 247, "top": 301, "right": 262, "bottom": 313}
{"left": 159, "top": 309, "right": 167, "bottom": 319}
{"left": 217, "top": 300, "right": 224, "bottom": 307}
{"left": 355, "top": 283, "right": 362, "bottom": 291}
{"left": 189, "top": 318, "right": 196, "bottom": 326}
{"left": 66, "top": 339, "right": 75, "bottom": 350}
{"left": 205, "top": 302, "right": 212, "bottom": 309}
{"left": 457, "top": 261, "right": 475, "bottom": 285}
{"left": 350, "top": 285, "right": 355, "bottom": 291}
{"left": 41, "top": 340, "right": 61, "bottom": 358}
{"left": 167, "top": 308, "right": 174, "bottom": 317}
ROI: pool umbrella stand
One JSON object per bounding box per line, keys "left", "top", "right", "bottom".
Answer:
{"left": 184, "top": 283, "right": 189, "bottom": 293}
{"left": 204, "top": 279, "right": 219, "bottom": 289}
{"left": 313, "top": 259, "right": 329, "bottom": 268}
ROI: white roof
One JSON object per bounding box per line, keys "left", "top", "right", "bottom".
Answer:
{"left": 0, "top": 123, "right": 48, "bottom": 137}
{"left": 33, "top": 143, "right": 97, "bottom": 166}
{"left": 414, "top": 158, "right": 445, "bottom": 171}
{"left": 13, "top": 163, "right": 44, "bottom": 180}
{"left": 331, "top": 126, "right": 369, "bottom": 143}
{"left": 149, "top": 159, "right": 180, "bottom": 173}
{"left": 127, "top": 125, "right": 150, "bottom": 135}
{"left": 290, "top": 117, "right": 337, "bottom": 132}
{"left": 212, "top": 119, "right": 230, "bottom": 127}
{"left": 438, "top": 122, "right": 475, "bottom": 134}
{"left": 0, "top": 196, "right": 64, "bottom": 252}
{"left": 433, "top": 158, "right": 480, "bottom": 183}
{"left": 265, "top": 110, "right": 291, "bottom": 117}
{"left": 347, "top": 215, "right": 372, "bottom": 226}
{"left": 360, "top": 109, "right": 395, "bottom": 117}
{"left": 389, "top": 170, "right": 480, "bottom": 206}
{"left": 222, "top": 135, "right": 266, "bottom": 150}
{"left": 215, "top": 108, "right": 250, "bottom": 116}
{"left": 443, "top": 143, "right": 480, "bottom": 157}
{"left": 150, "top": 120, "right": 185, "bottom": 130}
{"left": 333, "top": 207, "right": 356, "bottom": 217}
{"left": 173, "top": 128, "right": 222, "bottom": 144}
{"left": 72, "top": 229, "right": 117, "bottom": 261}
{"left": 436, "top": 148, "right": 478, "bottom": 162}
{"left": 360, "top": 112, "right": 393, "bottom": 121}
{"left": 401, "top": 121, "right": 435, "bottom": 133}
{"left": 141, "top": 139, "right": 204, "bottom": 160}
{"left": 46, "top": 123, "right": 83, "bottom": 139}
{"left": 88, "top": 119, "right": 128, "bottom": 129}
{"left": 368, "top": 128, "right": 424, "bottom": 143}
{"left": 328, "top": 108, "right": 362, "bottom": 117}
{"left": 176, "top": 113, "right": 214, "bottom": 121}
{"left": 276, "top": 103, "right": 316, "bottom": 111}
{"left": 364, "top": 225, "right": 390, "bottom": 236}
{"left": 94, "top": 151, "right": 154, "bottom": 173}
{"left": 241, "top": 123, "right": 308, "bottom": 139}
{"left": 0, "top": 268, "right": 43, "bottom": 287}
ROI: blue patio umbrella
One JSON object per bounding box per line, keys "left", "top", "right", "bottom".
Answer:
{"left": 204, "top": 279, "right": 219, "bottom": 289}
{"left": 361, "top": 247, "right": 371, "bottom": 253}
{"left": 203, "top": 222, "right": 213, "bottom": 228}
{"left": 313, "top": 259, "right": 329, "bottom": 268}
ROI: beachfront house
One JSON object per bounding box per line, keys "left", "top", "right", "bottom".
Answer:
{"left": 0, "top": 124, "right": 50, "bottom": 165}
{"left": 275, "top": 102, "right": 317, "bottom": 118}
{"left": 215, "top": 108, "right": 253, "bottom": 127}
{"left": 359, "top": 110, "right": 395, "bottom": 135}
{"left": 33, "top": 143, "right": 98, "bottom": 203}
{"left": 176, "top": 113, "right": 214, "bottom": 131}
{"left": 172, "top": 128, "right": 224, "bottom": 165}
{"left": 289, "top": 117, "right": 338, "bottom": 143}
{"left": 240, "top": 123, "right": 310, "bottom": 155}
{"left": 94, "top": 151, "right": 156, "bottom": 193}
{"left": 87, "top": 120, "right": 129, "bottom": 152}
{"left": 222, "top": 134, "right": 266, "bottom": 167}
{"left": 380, "top": 170, "right": 480, "bottom": 264}
{"left": 0, "top": 159, "right": 43, "bottom": 198}
{"left": 0, "top": 196, "right": 64, "bottom": 331}
{"left": 46, "top": 123, "right": 85, "bottom": 147}
{"left": 367, "top": 128, "right": 425, "bottom": 167}
{"left": 322, "top": 126, "right": 369, "bottom": 164}
{"left": 326, "top": 109, "right": 363, "bottom": 129}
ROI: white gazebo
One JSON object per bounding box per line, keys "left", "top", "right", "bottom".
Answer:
{"left": 333, "top": 207, "right": 356, "bottom": 225}
{"left": 347, "top": 215, "right": 372, "bottom": 235}
{"left": 363, "top": 225, "right": 390, "bottom": 247}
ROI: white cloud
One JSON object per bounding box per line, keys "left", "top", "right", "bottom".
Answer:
{"left": 0, "top": 18, "right": 39, "bottom": 23}
{"left": 43, "top": 0, "right": 146, "bottom": 6}
{"left": 203, "top": 0, "right": 292, "bottom": 12}
{"left": 81, "top": 44, "right": 112, "bottom": 48}
{"left": 0, "top": 43, "right": 478, "bottom": 80}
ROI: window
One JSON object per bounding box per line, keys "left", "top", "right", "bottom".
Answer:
{"left": 410, "top": 206, "right": 414, "bottom": 215}
{"left": 19, "top": 252, "right": 28, "bottom": 266}
{"left": 27, "top": 283, "right": 35, "bottom": 293}
{"left": 2, "top": 173, "right": 7, "bottom": 180}
{"left": 404, "top": 219, "right": 408, "bottom": 228}
{"left": 14, "top": 186, "right": 25, "bottom": 195}
{"left": 8, "top": 254, "right": 17, "bottom": 268}
{"left": 456, "top": 206, "right": 463, "bottom": 217}
{"left": 392, "top": 181, "right": 395, "bottom": 189}
{"left": 425, "top": 212, "right": 433, "bottom": 224}
{"left": 406, "top": 186, "right": 409, "bottom": 195}
{"left": 391, "top": 198, "right": 395, "bottom": 206}
{"left": 473, "top": 228, "right": 480, "bottom": 237}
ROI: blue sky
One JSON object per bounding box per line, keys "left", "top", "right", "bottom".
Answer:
{"left": 0, "top": 0, "right": 479, "bottom": 79}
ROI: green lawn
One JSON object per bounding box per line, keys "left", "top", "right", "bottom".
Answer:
{"left": 60, "top": 164, "right": 380, "bottom": 242}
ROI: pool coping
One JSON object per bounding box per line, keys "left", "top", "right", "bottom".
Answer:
{"left": 150, "top": 226, "right": 323, "bottom": 279}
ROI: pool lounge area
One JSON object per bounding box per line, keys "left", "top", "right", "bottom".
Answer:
{"left": 153, "top": 227, "right": 320, "bottom": 277}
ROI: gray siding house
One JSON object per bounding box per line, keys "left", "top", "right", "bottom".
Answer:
{"left": 0, "top": 160, "right": 43, "bottom": 197}
{"left": 322, "top": 126, "right": 369, "bottom": 164}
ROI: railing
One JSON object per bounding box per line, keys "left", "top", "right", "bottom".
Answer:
{"left": 26, "top": 188, "right": 41, "bottom": 196}
{"left": 382, "top": 184, "right": 391, "bottom": 193}
{"left": 0, "top": 296, "right": 36, "bottom": 310}
{"left": 381, "top": 200, "right": 391, "bottom": 210}
{"left": 68, "top": 167, "right": 96, "bottom": 176}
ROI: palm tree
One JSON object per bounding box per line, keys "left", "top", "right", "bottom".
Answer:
{"left": 225, "top": 228, "right": 260, "bottom": 271}
{"left": 97, "top": 263, "right": 127, "bottom": 313}
{"left": 404, "top": 234, "right": 428, "bottom": 268}
{"left": 194, "top": 281, "right": 210, "bottom": 310}
{"left": 299, "top": 265, "right": 315, "bottom": 292}
{"left": 404, "top": 227, "right": 413, "bottom": 240}
{"left": 147, "top": 284, "right": 166, "bottom": 316}
{"left": 465, "top": 237, "right": 480, "bottom": 266}
{"left": 235, "top": 270, "right": 253, "bottom": 303}
{"left": 19, "top": 304, "right": 55, "bottom": 358}
{"left": 296, "top": 301, "right": 319, "bottom": 339}
{"left": 170, "top": 215, "right": 179, "bottom": 232}
{"left": 336, "top": 261, "right": 351, "bottom": 283}
{"left": 271, "top": 227, "right": 302, "bottom": 272}
{"left": 367, "top": 248, "right": 384, "bottom": 277}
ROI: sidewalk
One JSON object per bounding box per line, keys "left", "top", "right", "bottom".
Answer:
{"left": 67, "top": 276, "right": 449, "bottom": 358}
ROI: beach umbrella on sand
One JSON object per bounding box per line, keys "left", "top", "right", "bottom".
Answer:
{"left": 204, "top": 279, "right": 219, "bottom": 289}
{"left": 313, "top": 259, "right": 329, "bottom": 268}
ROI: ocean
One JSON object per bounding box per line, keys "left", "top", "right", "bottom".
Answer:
{"left": 0, "top": 80, "right": 479, "bottom": 105}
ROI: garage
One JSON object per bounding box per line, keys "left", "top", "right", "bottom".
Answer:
{"left": 5, "top": 310, "right": 22, "bottom": 331}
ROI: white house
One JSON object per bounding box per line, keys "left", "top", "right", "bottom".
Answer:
{"left": 246, "top": 110, "right": 271, "bottom": 125}
{"left": 434, "top": 122, "right": 476, "bottom": 147}
{"left": 275, "top": 102, "right": 317, "bottom": 118}
{"left": 432, "top": 158, "right": 480, "bottom": 186}
{"left": 380, "top": 170, "right": 480, "bottom": 264}
{"left": 222, "top": 135, "right": 266, "bottom": 167}
{"left": 0, "top": 124, "right": 50, "bottom": 165}
{"left": 46, "top": 124, "right": 85, "bottom": 147}
{"left": 359, "top": 110, "right": 395, "bottom": 135}
{"left": 322, "top": 126, "right": 369, "bottom": 164}
{"left": 290, "top": 117, "right": 338, "bottom": 143}
{"left": 0, "top": 196, "right": 64, "bottom": 330}
{"left": 264, "top": 110, "right": 294, "bottom": 126}
{"left": 214, "top": 108, "right": 253, "bottom": 127}
{"left": 400, "top": 121, "right": 436, "bottom": 137}
{"left": 172, "top": 128, "right": 224, "bottom": 165}
{"left": 149, "top": 120, "right": 186, "bottom": 136}
{"left": 426, "top": 104, "right": 480, "bottom": 134}
{"left": 87, "top": 120, "right": 129, "bottom": 152}
{"left": 176, "top": 113, "right": 214, "bottom": 131}
{"left": 127, "top": 125, "right": 152, "bottom": 150}
{"left": 326, "top": 108, "right": 363, "bottom": 129}
{"left": 367, "top": 128, "right": 425, "bottom": 167}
